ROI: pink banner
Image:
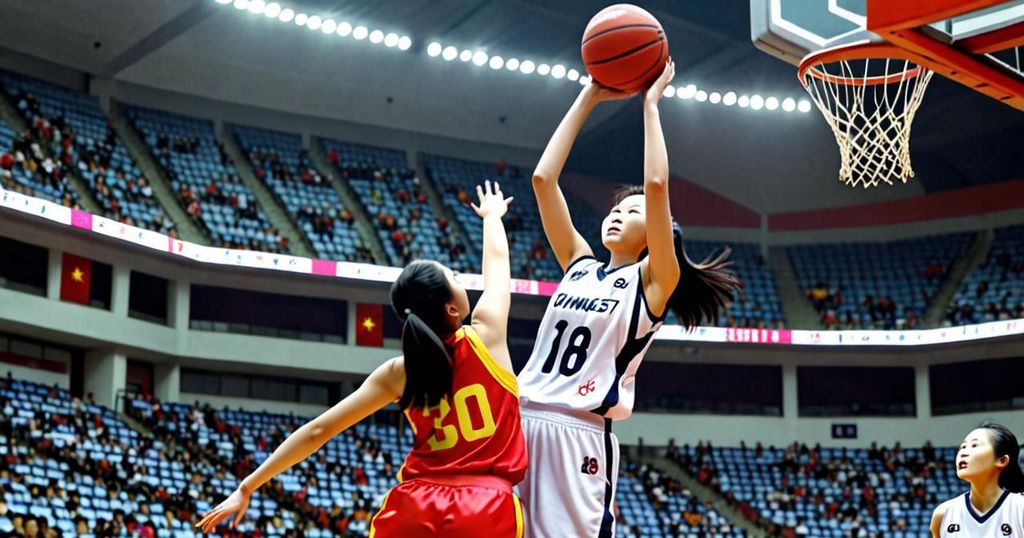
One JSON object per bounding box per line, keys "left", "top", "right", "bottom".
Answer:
{"left": 311, "top": 259, "right": 337, "bottom": 276}
{"left": 70, "top": 209, "right": 92, "bottom": 229}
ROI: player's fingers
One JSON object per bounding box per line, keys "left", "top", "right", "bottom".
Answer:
{"left": 475, "top": 184, "right": 484, "bottom": 202}
{"left": 492, "top": 181, "right": 501, "bottom": 195}
{"left": 504, "top": 197, "right": 514, "bottom": 206}
{"left": 231, "top": 510, "right": 245, "bottom": 529}
{"left": 470, "top": 203, "right": 481, "bottom": 215}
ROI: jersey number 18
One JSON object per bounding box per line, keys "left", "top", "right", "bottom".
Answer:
{"left": 540, "top": 320, "right": 592, "bottom": 376}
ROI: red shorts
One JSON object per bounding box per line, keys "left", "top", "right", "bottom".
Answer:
{"left": 369, "top": 474, "right": 523, "bottom": 538}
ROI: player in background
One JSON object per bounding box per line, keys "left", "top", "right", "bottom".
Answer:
{"left": 518, "top": 59, "right": 739, "bottom": 537}
{"left": 932, "top": 422, "right": 1024, "bottom": 538}
{"left": 197, "top": 181, "right": 527, "bottom": 537}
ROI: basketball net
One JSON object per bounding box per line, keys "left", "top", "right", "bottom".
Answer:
{"left": 800, "top": 44, "right": 933, "bottom": 188}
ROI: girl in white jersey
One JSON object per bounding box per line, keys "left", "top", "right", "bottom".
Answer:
{"left": 518, "top": 59, "right": 738, "bottom": 538}
{"left": 932, "top": 422, "right": 1024, "bottom": 538}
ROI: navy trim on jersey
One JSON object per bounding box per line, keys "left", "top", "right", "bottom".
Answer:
{"left": 564, "top": 255, "right": 597, "bottom": 275}
{"left": 598, "top": 418, "right": 615, "bottom": 538}
{"left": 590, "top": 277, "right": 658, "bottom": 416}
{"left": 965, "top": 489, "right": 1010, "bottom": 524}
{"left": 597, "top": 262, "right": 632, "bottom": 281}
{"left": 635, "top": 265, "right": 668, "bottom": 324}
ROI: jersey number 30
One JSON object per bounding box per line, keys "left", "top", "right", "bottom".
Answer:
{"left": 424, "top": 383, "right": 497, "bottom": 452}
{"left": 540, "top": 320, "right": 592, "bottom": 376}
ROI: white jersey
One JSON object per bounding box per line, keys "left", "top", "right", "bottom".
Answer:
{"left": 518, "top": 256, "right": 664, "bottom": 421}
{"left": 937, "top": 490, "right": 1024, "bottom": 538}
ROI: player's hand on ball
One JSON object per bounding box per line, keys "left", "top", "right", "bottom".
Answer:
{"left": 584, "top": 81, "right": 637, "bottom": 104}
{"left": 196, "top": 487, "right": 251, "bottom": 533}
{"left": 644, "top": 58, "right": 676, "bottom": 105}
{"left": 471, "top": 180, "right": 513, "bottom": 219}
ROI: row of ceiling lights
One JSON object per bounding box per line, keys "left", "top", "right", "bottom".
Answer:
{"left": 214, "top": 0, "right": 812, "bottom": 113}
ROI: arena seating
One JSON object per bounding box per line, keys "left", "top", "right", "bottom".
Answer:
{"left": 126, "top": 106, "right": 284, "bottom": 252}
{"left": 946, "top": 225, "right": 1024, "bottom": 325}
{"left": 322, "top": 139, "right": 478, "bottom": 272}
{"left": 670, "top": 441, "right": 960, "bottom": 537}
{"left": 233, "top": 126, "right": 372, "bottom": 263}
{"left": 683, "top": 241, "right": 784, "bottom": 328}
{"left": 3, "top": 74, "right": 172, "bottom": 234}
{"left": 0, "top": 117, "right": 79, "bottom": 207}
{"left": 789, "top": 233, "right": 974, "bottom": 329}
{"left": 424, "top": 154, "right": 602, "bottom": 282}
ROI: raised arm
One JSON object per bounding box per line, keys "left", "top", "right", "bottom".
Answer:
{"left": 533, "top": 83, "right": 634, "bottom": 270}
{"left": 639, "top": 60, "right": 681, "bottom": 318}
{"left": 469, "top": 180, "right": 515, "bottom": 373}
{"left": 196, "top": 358, "right": 405, "bottom": 532}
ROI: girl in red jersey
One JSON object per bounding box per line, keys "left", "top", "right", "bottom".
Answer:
{"left": 197, "top": 181, "right": 526, "bottom": 537}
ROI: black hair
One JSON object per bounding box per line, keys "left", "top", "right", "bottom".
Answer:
{"left": 615, "top": 186, "right": 740, "bottom": 330}
{"left": 390, "top": 260, "right": 455, "bottom": 409}
{"left": 979, "top": 421, "right": 1024, "bottom": 493}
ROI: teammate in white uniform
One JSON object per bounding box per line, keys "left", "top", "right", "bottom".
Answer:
{"left": 519, "top": 59, "right": 739, "bottom": 538}
{"left": 932, "top": 422, "right": 1024, "bottom": 538}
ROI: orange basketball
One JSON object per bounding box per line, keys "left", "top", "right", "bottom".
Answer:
{"left": 581, "top": 4, "right": 668, "bottom": 92}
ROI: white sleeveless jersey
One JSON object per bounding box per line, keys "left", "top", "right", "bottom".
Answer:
{"left": 938, "top": 491, "right": 1024, "bottom": 538}
{"left": 518, "top": 256, "right": 665, "bottom": 420}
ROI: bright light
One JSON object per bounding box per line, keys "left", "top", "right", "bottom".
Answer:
{"left": 369, "top": 30, "right": 384, "bottom": 43}
{"left": 353, "top": 26, "right": 368, "bottom": 40}
{"left": 567, "top": 68, "right": 580, "bottom": 81}
{"left": 294, "top": 13, "right": 308, "bottom": 25}
{"left": 663, "top": 85, "right": 676, "bottom": 98}
{"left": 506, "top": 58, "right": 520, "bottom": 71}
{"left": 678, "top": 84, "right": 697, "bottom": 99}
{"left": 579, "top": 75, "right": 591, "bottom": 85}
{"left": 551, "top": 64, "right": 566, "bottom": 79}
{"left": 798, "top": 99, "right": 812, "bottom": 113}
{"left": 537, "top": 63, "right": 551, "bottom": 76}
{"left": 471, "top": 51, "right": 488, "bottom": 66}
{"left": 321, "top": 19, "right": 337, "bottom": 34}
{"left": 738, "top": 95, "right": 750, "bottom": 108}
{"left": 337, "top": 21, "right": 351, "bottom": 36}
{"left": 520, "top": 60, "right": 536, "bottom": 74}
{"left": 427, "top": 42, "right": 443, "bottom": 57}
{"left": 723, "top": 92, "right": 737, "bottom": 106}
{"left": 216, "top": 0, "right": 232, "bottom": 4}
{"left": 709, "top": 92, "right": 722, "bottom": 104}
{"left": 278, "top": 7, "right": 294, "bottom": 21}
{"left": 442, "top": 46, "right": 458, "bottom": 61}
{"left": 782, "top": 97, "right": 796, "bottom": 112}
{"left": 766, "top": 97, "right": 779, "bottom": 110}
{"left": 306, "top": 15, "right": 322, "bottom": 30}
{"left": 233, "top": 0, "right": 248, "bottom": 9}
{"left": 750, "top": 95, "right": 765, "bottom": 110}
{"left": 695, "top": 90, "right": 708, "bottom": 102}
{"left": 398, "top": 36, "right": 412, "bottom": 50}
{"left": 247, "top": 0, "right": 265, "bottom": 14}
{"left": 489, "top": 56, "right": 504, "bottom": 70}
{"left": 459, "top": 49, "right": 472, "bottom": 62}
{"left": 384, "top": 33, "right": 399, "bottom": 47}
{"left": 264, "top": 2, "right": 280, "bottom": 17}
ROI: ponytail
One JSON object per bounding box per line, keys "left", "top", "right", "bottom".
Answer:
{"left": 398, "top": 311, "right": 453, "bottom": 409}
{"left": 980, "top": 421, "right": 1024, "bottom": 493}
{"left": 390, "top": 260, "right": 457, "bottom": 409}
{"left": 615, "top": 186, "right": 740, "bottom": 330}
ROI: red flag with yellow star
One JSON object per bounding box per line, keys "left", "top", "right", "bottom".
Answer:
{"left": 60, "top": 253, "right": 92, "bottom": 305}
{"left": 355, "top": 303, "right": 384, "bottom": 347}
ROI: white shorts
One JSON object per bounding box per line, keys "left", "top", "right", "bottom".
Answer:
{"left": 518, "top": 403, "right": 620, "bottom": 538}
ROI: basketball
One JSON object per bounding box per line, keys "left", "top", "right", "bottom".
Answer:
{"left": 581, "top": 4, "right": 669, "bottom": 92}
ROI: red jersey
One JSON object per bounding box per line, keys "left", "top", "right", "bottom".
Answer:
{"left": 398, "top": 325, "right": 527, "bottom": 484}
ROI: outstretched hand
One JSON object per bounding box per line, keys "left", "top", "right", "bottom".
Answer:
{"left": 471, "top": 180, "right": 513, "bottom": 219}
{"left": 196, "top": 487, "right": 251, "bottom": 533}
{"left": 644, "top": 58, "right": 676, "bottom": 105}
{"left": 583, "top": 79, "right": 637, "bottom": 104}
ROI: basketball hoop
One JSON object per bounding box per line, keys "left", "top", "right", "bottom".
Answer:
{"left": 799, "top": 41, "right": 934, "bottom": 188}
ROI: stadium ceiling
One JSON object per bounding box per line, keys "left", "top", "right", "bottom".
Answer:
{"left": 0, "top": 0, "right": 1022, "bottom": 213}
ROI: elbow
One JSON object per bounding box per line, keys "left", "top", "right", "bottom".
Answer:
{"left": 306, "top": 422, "right": 328, "bottom": 447}
{"left": 532, "top": 172, "right": 552, "bottom": 190}
{"left": 645, "top": 176, "right": 669, "bottom": 192}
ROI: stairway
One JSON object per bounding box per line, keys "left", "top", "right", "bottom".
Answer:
{"left": 633, "top": 451, "right": 768, "bottom": 538}
{"left": 0, "top": 87, "right": 104, "bottom": 215}
{"left": 413, "top": 152, "right": 480, "bottom": 261}
{"left": 767, "top": 246, "right": 820, "bottom": 329}
{"left": 923, "top": 230, "right": 992, "bottom": 327}
{"left": 107, "top": 101, "right": 207, "bottom": 244}
{"left": 308, "top": 138, "right": 389, "bottom": 265}
{"left": 218, "top": 126, "right": 314, "bottom": 259}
